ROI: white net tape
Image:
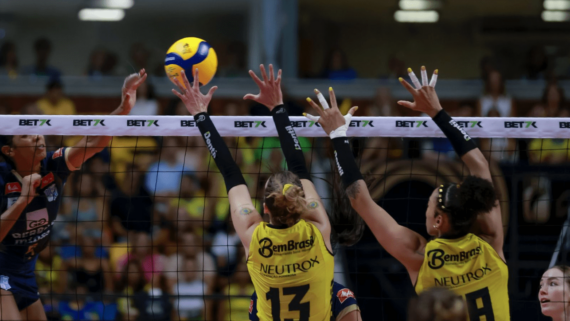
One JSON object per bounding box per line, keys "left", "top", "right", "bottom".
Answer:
{"left": 2, "top": 115, "right": 569, "bottom": 138}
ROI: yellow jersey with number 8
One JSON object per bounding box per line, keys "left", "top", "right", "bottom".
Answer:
{"left": 247, "top": 220, "right": 334, "bottom": 321}
{"left": 415, "top": 233, "right": 510, "bottom": 321}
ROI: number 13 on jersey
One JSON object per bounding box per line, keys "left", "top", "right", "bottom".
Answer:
{"left": 266, "top": 285, "right": 310, "bottom": 321}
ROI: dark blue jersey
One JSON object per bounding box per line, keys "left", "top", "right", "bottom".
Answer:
{"left": 0, "top": 147, "right": 72, "bottom": 273}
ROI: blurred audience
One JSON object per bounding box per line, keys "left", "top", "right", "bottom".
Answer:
{"left": 218, "top": 259, "right": 253, "bottom": 321}
{"left": 36, "top": 79, "right": 76, "bottom": 115}
{"left": 86, "top": 47, "right": 117, "bottom": 78}
{"left": 173, "top": 257, "right": 210, "bottom": 320}
{"left": 22, "top": 37, "right": 61, "bottom": 78}
{"left": 218, "top": 42, "right": 247, "bottom": 78}
{"left": 0, "top": 41, "right": 18, "bottom": 78}
{"left": 322, "top": 49, "right": 357, "bottom": 80}
{"left": 130, "top": 82, "right": 158, "bottom": 115}
{"left": 478, "top": 70, "right": 515, "bottom": 117}
{"left": 524, "top": 45, "right": 550, "bottom": 80}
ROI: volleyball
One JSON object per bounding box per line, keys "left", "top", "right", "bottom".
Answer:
{"left": 164, "top": 37, "right": 218, "bottom": 87}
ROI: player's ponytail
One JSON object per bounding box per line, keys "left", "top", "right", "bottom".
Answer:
{"left": 408, "top": 288, "right": 467, "bottom": 321}
{"left": 438, "top": 175, "right": 496, "bottom": 235}
{"left": 264, "top": 171, "right": 306, "bottom": 226}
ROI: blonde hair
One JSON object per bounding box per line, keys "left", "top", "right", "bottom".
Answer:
{"left": 408, "top": 288, "right": 467, "bottom": 321}
{"left": 264, "top": 171, "right": 306, "bottom": 226}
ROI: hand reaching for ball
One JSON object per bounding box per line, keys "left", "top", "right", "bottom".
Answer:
{"left": 172, "top": 68, "right": 218, "bottom": 115}
{"left": 243, "top": 64, "right": 283, "bottom": 111}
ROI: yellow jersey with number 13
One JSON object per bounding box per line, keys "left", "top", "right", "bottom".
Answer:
{"left": 247, "top": 220, "right": 334, "bottom": 321}
{"left": 415, "top": 233, "right": 510, "bottom": 321}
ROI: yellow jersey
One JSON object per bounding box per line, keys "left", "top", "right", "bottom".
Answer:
{"left": 415, "top": 233, "right": 510, "bottom": 321}
{"left": 247, "top": 220, "right": 334, "bottom": 321}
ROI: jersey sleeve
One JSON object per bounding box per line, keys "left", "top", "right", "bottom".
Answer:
{"left": 46, "top": 147, "right": 76, "bottom": 181}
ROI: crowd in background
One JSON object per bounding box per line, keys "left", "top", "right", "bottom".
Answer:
{"left": 0, "top": 37, "right": 569, "bottom": 321}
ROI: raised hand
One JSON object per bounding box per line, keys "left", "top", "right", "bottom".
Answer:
{"left": 243, "top": 64, "right": 283, "bottom": 110}
{"left": 304, "top": 87, "right": 358, "bottom": 137}
{"left": 120, "top": 69, "right": 148, "bottom": 113}
{"left": 19, "top": 173, "right": 41, "bottom": 205}
{"left": 397, "top": 66, "right": 442, "bottom": 117}
{"left": 172, "top": 68, "right": 218, "bottom": 115}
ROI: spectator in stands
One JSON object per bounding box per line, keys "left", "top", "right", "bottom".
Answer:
{"left": 211, "top": 219, "right": 240, "bottom": 277}
{"left": 62, "top": 235, "right": 112, "bottom": 295}
{"left": 36, "top": 79, "right": 77, "bottom": 115}
{"left": 480, "top": 55, "right": 496, "bottom": 80}
{"left": 86, "top": 47, "right": 108, "bottom": 79}
{"left": 163, "top": 232, "right": 215, "bottom": 296}
{"left": 133, "top": 275, "right": 174, "bottom": 321}
{"left": 408, "top": 287, "right": 466, "bottom": 321}
{"left": 0, "top": 104, "right": 11, "bottom": 114}
{"left": 110, "top": 163, "right": 153, "bottom": 238}
{"left": 58, "top": 282, "right": 116, "bottom": 320}
{"left": 0, "top": 41, "right": 18, "bottom": 78}
{"left": 539, "top": 265, "right": 570, "bottom": 321}
{"left": 117, "top": 233, "right": 164, "bottom": 283}
{"left": 528, "top": 83, "right": 569, "bottom": 164}
{"left": 130, "top": 82, "right": 158, "bottom": 115}
{"left": 117, "top": 259, "right": 147, "bottom": 321}
{"left": 524, "top": 45, "right": 549, "bottom": 80}
{"left": 145, "top": 137, "right": 185, "bottom": 212}
{"left": 172, "top": 257, "right": 210, "bottom": 320}
{"left": 478, "top": 70, "right": 515, "bottom": 117}
{"left": 167, "top": 175, "right": 209, "bottom": 235}
{"left": 19, "top": 102, "right": 42, "bottom": 115}
{"left": 383, "top": 55, "right": 407, "bottom": 80}
{"left": 22, "top": 37, "right": 61, "bottom": 78}
{"left": 322, "top": 49, "right": 357, "bottom": 80}
{"left": 218, "top": 259, "right": 254, "bottom": 321}
{"left": 218, "top": 42, "right": 247, "bottom": 78}
{"left": 62, "top": 173, "right": 107, "bottom": 240}
{"left": 35, "top": 246, "right": 64, "bottom": 294}
{"left": 128, "top": 43, "right": 150, "bottom": 72}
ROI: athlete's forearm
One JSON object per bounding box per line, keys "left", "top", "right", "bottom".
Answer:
{"left": 331, "top": 138, "right": 364, "bottom": 198}
{"left": 431, "top": 110, "right": 491, "bottom": 180}
{"left": 195, "top": 112, "right": 246, "bottom": 192}
{"left": 0, "top": 199, "right": 27, "bottom": 242}
{"left": 271, "top": 105, "right": 311, "bottom": 181}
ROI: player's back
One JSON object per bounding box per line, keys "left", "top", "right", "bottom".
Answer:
{"left": 247, "top": 220, "right": 334, "bottom": 321}
{"left": 415, "top": 233, "right": 510, "bottom": 321}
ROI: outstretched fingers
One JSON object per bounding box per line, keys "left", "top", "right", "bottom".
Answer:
{"left": 268, "top": 64, "right": 275, "bottom": 84}
{"left": 207, "top": 86, "right": 218, "bottom": 98}
{"left": 399, "top": 77, "right": 417, "bottom": 95}
{"left": 276, "top": 69, "right": 282, "bottom": 86}
{"left": 248, "top": 70, "right": 264, "bottom": 87}
{"left": 429, "top": 69, "right": 439, "bottom": 87}
{"left": 172, "top": 75, "right": 186, "bottom": 93}
{"left": 407, "top": 67, "right": 422, "bottom": 89}
{"left": 306, "top": 97, "right": 325, "bottom": 117}
{"left": 421, "top": 66, "right": 429, "bottom": 87}
{"left": 328, "top": 87, "right": 338, "bottom": 110}
{"left": 347, "top": 106, "right": 359, "bottom": 116}
{"left": 303, "top": 112, "right": 320, "bottom": 122}
{"left": 260, "top": 64, "right": 269, "bottom": 83}
{"left": 397, "top": 100, "right": 415, "bottom": 109}
{"left": 314, "top": 89, "right": 330, "bottom": 110}
{"left": 193, "top": 68, "right": 200, "bottom": 89}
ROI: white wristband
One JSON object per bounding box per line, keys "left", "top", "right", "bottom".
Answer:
{"left": 329, "top": 114, "right": 352, "bottom": 139}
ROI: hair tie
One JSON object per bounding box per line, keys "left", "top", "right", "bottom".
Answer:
{"left": 282, "top": 184, "right": 294, "bottom": 195}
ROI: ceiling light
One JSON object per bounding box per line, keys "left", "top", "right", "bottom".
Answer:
{"left": 399, "top": 0, "right": 441, "bottom": 10}
{"left": 542, "top": 10, "right": 570, "bottom": 21}
{"left": 100, "top": 0, "right": 134, "bottom": 9}
{"left": 394, "top": 10, "right": 439, "bottom": 23}
{"left": 79, "top": 8, "right": 125, "bottom": 21}
{"left": 544, "top": 0, "right": 570, "bottom": 10}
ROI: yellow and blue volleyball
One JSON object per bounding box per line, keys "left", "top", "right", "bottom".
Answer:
{"left": 164, "top": 37, "right": 218, "bottom": 87}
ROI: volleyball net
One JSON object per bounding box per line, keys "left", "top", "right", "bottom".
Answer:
{"left": 2, "top": 114, "right": 570, "bottom": 321}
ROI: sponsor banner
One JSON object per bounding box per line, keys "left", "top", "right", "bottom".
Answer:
{"left": 0, "top": 115, "right": 569, "bottom": 138}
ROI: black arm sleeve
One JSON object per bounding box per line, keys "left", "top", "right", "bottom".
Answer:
{"left": 194, "top": 112, "right": 246, "bottom": 193}
{"left": 431, "top": 109, "right": 477, "bottom": 157}
{"left": 271, "top": 105, "right": 311, "bottom": 181}
{"left": 331, "top": 137, "right": 364, "bottom": 189}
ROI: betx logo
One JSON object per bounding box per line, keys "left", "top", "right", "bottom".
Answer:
{"left": 127, "top": 120, "right": 159, "bottom": 127}
{"left": 349, "top": 120, "right": 374, "bottom": 127}
{"left": 291, "top": 121, "right": 321, "bottom": 128}
{"left": 560, "top": 122, "right": 570, "bottom": 128}
{"left": 504, "top": 121, "right": 537, "bottom": 128}
{"left": 455, "top": 121, "right": 482, "bottom": 128}
{"left": 235, "top": 121, "right": 266, "bottom": 128}
{"left": 181, "top": 120, "right": 197, "bottom": 127}
{"left": 73, "top": 119, "right": 105, "bottom": 126}
{"left": 396, "top": 120, "right": 428, "bottom": 128}
{"left": 19, "top": 119, "right": 51, "bottom": 126}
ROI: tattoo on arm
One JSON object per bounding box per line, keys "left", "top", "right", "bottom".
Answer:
{"left": 346, "top": 181, "right": 361, "bottom": 200}
{"left": 307, "top": 200, "right": 319, "bottom": 210}
{"left": 238, "top": 207, "right": 254, "bottom": 216}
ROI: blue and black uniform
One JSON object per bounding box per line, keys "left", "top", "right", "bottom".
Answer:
{"left": 249, "top": 281, "right": 359, "bottom": 321}
{"left": 0, "top": 147, "right": 73, "bottom": 310}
